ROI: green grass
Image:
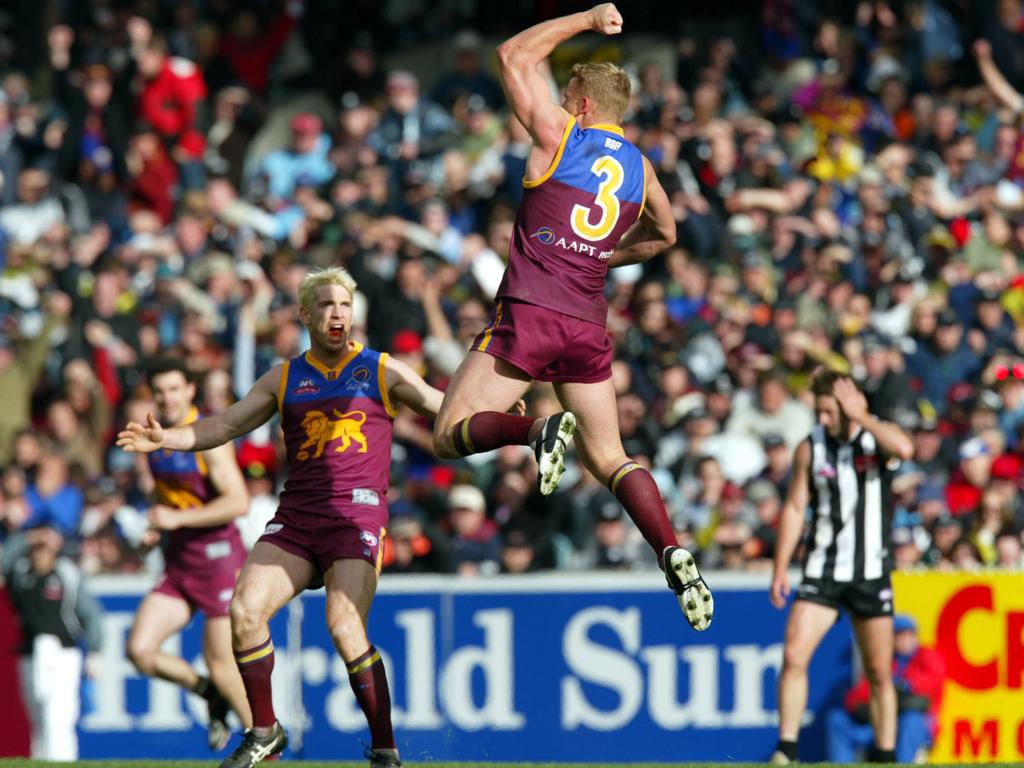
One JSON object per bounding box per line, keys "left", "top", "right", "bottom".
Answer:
{"left": 0, "top": 766, "right": 999, "bottom": 768}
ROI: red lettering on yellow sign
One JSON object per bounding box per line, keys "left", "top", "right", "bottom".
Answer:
{"left": 953, "top": 718, "right": 998, "bottom": 758}
{"left": 937, "top": 585, "right": 998, "bottom": 689}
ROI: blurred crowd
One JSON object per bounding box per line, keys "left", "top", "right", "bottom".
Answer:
{"left": 0, "top": 0, "right": 1023, "bottom": 580}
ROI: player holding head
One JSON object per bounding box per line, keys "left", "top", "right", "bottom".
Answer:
{"left": 431, "top": 4, "right": 713, "bottom": 629}
{"left": 126, "top": 357, "right": 252, "bottom": 752}
{"left": 769, "top": 369, "right": 914, "bottom": 764}
{"left": 119, "top": 267, "right": 444, "bottom": 768}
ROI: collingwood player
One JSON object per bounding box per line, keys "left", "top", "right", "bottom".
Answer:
{"left": 769, "top": 369, "right": 914, "bottom": 765}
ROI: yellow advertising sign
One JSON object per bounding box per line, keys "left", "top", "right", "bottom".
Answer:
{"left": 894, "top": 571, "right": 1024, "bottom": 763}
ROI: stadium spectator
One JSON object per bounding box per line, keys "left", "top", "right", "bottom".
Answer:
{"left": 0, "top": 0, "right": 1016, "bottom": 599}
{"left": 825, "top": 615, "right": 946, "bottom": 764}
{"left": 3, "top": 524, "right": 103, "bottom": 761}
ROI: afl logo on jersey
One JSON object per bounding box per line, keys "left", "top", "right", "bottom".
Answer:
{"left": 293, "top": 378, "right": 320, "bottom": 396}
{"left": 530, "top": 226, "right": 556, "bottom": 245}
{"left": 345, "top": 366, "right": 372, "bottom": 392}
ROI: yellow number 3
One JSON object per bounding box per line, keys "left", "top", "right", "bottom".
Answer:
{"left": 571, "top": 155, "right": 624, "bottom": 242}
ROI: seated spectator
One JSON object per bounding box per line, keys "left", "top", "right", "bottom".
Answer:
{"left": 995, "top": 527, "right": 1024, "bottom": 569}
{"left": 969, "top": 490, "right": 1017, "bottom": 565}
{"left": 381, "top": 501, "right": 454, "bottom": 574}
{"left": 23, "top": 454, "right": 83, "bottom": 539}
{"left": 445, "top": 484, "right": 499, "bottom": 577}
{"left": 825, "top": 615, "right": 946, "bottom": 764}
{"left": 946, "top": 437, "right": 993, "bottom": 515}
{"left": 744, "top": 478, "right": 781, "bottom": 566}
{"left": 726, "top": 370, "right": 813, "bottom": 450}
{"left": 254, "top": 113, "right": 333, "bottom": 206}
{"left": 922, "top": 514, "right": 962, "bottom": 566}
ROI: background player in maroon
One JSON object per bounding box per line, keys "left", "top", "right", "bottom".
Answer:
{"left": 431, "top": 3, "right": 713, "bottom": 630}
{"left": 119, "top": 267, "right": 442, "bottom": 768}
{"left": 125, "top": 358, "right": 252, "bottom": 752}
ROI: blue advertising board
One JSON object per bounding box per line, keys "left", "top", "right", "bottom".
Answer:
{"left": 80, "top": 573, "right": 853, "bottom": 762}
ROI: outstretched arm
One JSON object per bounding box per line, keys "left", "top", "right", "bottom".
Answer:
{"left": 975, "top": 39, "right": 1024, "bottom": 113}
{"left": 608, "top": 157, "right": 677, "bottom": 267}
{"left": 386, "top": 356, "right": 444, "bottom": 418}
{"left": 497, "top": 4, "right": 622, "bottom": 151}
{"left": 118, "top": 366, "right": 282, "bottom": 453}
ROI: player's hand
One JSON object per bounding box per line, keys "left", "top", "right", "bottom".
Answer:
{"left": 974, "top": 39, "right": 992, "bottom": 61}
{"left": 832, "top": 376, "right": 869, "bottom": 422}
{"left": 588, "top": 3, "right": 623, "bottom": 35}
{"left": 511, "top": 399, "right": 526, "bottom": 416}
{"left": 148, "top": 505, "right": 181, "bottom": 531}
{"left": 117, "top": 413, "right": 165, "bottom": 453}
{"left": 769, "top": 567, "right": 790, "bottom": 609}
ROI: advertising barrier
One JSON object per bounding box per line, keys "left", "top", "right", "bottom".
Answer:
{"left": 893, "top": 571, "right": 1024, "bottom": 764}
{"left": 70, "top": 572, "right": 853, "bottom": 762}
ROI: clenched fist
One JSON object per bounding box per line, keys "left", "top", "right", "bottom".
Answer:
{"left": 589, "top": 3, "right": 623, "bottom": 35}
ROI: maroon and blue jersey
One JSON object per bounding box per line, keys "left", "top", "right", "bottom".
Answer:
{"left": 277, "top": 343, "right": 396, "bottom": 517}
{"left": 147, "top": 407, "right": 244, "bottom": 571}
{"left": 497, "top": 117, "right": 648, "bottom": 325}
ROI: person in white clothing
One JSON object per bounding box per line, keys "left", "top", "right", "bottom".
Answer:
{"left": 3, "top": 524, "right": 103, "bottom": 761}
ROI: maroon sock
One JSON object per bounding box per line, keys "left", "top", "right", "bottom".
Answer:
{"left": 234, "top": 637, "right": 276, "bottom": 728}
{"left": 609, "top": 462, "right": 678, "bottom": 563}
{"left": 451, "top": 412, "right": 535, "bottom": 456}
{"left": 347, "top": 646, "right": 395, "bottom": 749}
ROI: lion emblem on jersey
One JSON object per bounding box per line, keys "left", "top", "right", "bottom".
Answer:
{"left": 296, "top": 409, "right": 368, "bottom": 460}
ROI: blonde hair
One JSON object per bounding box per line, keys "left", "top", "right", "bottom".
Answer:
{"left": 571, "top": 62, "right": 631, "bottom": 123}
{"left": 298, "top": 266, "right": 358, "bottom": 313}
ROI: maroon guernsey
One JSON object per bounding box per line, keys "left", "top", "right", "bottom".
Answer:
{"left": 277, "top": 343, "right": 396, "bottom": 517}
{"left": 497, "top": 117, "right": 647, "bottom": 325}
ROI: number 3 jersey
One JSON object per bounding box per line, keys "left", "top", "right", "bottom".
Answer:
{"left": 277, "top": 343, "right": 396, "bottom": 516}
{"left": 497, "top": 116, "right": 647, "bottom": 325}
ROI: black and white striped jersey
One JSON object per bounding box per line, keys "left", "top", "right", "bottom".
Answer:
{"left": 802, "top": 424, "right": 895, "bottom": 582}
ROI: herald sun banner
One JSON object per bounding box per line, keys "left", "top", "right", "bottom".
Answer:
{"left": 73, "top": 573, "right": 854, "bottom": 762}
{"left": 893, "top": 571, "right": 1024, "bottom": 764}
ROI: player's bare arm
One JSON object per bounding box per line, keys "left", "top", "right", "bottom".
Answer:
{"left": 118, "top": 366, "right": 282, "bottom": 453}
{"left": 497, "top": 3, "right": 622, "bottom": 154}
{"left": 607, "top": 156, "right": 677, "bottom": 267}
{"left": 832, "top": 377, "right": 914, "bottom": 460}
{"left": 386, "top": 356, "right": 445, "bottom": 418}
{"left": 148, "top": 443, "right": 250, "bottom": 531}
{"left": 770, "top": 440, "right": 811, "bottom": 609}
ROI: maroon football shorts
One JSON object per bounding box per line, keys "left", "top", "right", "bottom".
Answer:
{"left": 472, "top": 298, "right": 613, "bottom": 383}
{"left": 153, "top": 544, "right": 246, "bottom": 618}
{"left": 257, "top": 503, "right": 387, "bottom": 577}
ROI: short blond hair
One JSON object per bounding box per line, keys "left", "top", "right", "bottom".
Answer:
{"left": 298, "top": 266, "right": 357, "bottom": 313}
{"left": 571, "top": 62, "right": 631, "bottom": 124}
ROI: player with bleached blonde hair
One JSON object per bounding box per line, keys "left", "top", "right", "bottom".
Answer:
{"left": 119, "top": 266, "right": 442, "bottom": 768}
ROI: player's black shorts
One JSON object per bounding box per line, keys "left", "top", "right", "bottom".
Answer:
{"left": 796, "top": 575, "right": 893, "bottom": 619}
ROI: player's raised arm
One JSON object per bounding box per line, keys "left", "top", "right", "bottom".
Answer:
{"left": 975, "top": 39, "right": 1024, "bottom": 113}
{"left": 385, "top": 355, "right": 444, "bottom": 418}
{"left": 770, "top": 440, "right": 811, "bottom": 609}
{"left": 118, "top": 365, "right": 283, "bottom": 453}
{"left": 607, "top": 156, "right": 677, "bottom": 267}
{"left": 496, "top": 3, "right": 622, "bottom": 150}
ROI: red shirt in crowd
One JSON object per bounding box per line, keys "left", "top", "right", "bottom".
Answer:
{"left": 138, "top": 57, "right": 207, "bottom": 159}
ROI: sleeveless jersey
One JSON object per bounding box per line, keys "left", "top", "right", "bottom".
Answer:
{"left": 147, "top": 407, "right": 243, "bottom": 570}
{"left": 803, "top": 425, "right": 895, "bottom": 583}
{"left": 497, "top": 117, "right": 647, "bottom": 325}
{"left": 277, "top": 343, "right": 395, "bottom": 516}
